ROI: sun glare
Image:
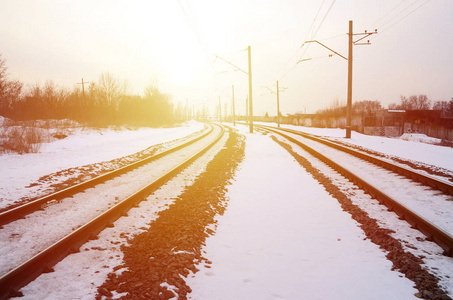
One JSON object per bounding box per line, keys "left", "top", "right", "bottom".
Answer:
{"left": 168, "top": 62, "right": 193, "bottom": 87}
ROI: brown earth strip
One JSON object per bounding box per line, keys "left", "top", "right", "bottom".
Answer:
{"left": 271, "top": 135, "right": 451, "bottom": 300}
{"left": 95, "top": 129, "right": 245, "bottom": 299}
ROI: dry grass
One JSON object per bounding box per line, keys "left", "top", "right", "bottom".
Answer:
{"left": 0, "top": 119, "right": 80, "bottom": 154}
{"left": 0, "top": 125, "right": 46, "bottom": 154}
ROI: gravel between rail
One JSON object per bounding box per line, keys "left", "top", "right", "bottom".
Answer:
{"left": 96, "top": 128, "right": 245, "bottom": 299}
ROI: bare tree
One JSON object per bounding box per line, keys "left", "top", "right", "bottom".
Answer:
{"left": 433, "top": 99, "right": 453, "bottom": 117}
{"left": 353, "top": 100, "right": 382, "bottom": 115}
{"left": 0, "top": 54, "right": 23, "bottom": 117}
{"left": 399, "top": 95, "right": 431, "bottom": 110}
{"left": 97, "top": 73, "right": 125, "bottom": 108}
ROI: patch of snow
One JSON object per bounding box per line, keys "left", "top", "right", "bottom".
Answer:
{"left": 400, "top": 133, "right": 442, "bottom": 144}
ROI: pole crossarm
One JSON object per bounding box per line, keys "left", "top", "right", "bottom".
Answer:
{"left": 353, "top": 30, "right": 378, "bottom": 45}
{"left": 304, "top": 40, "right": 347, "bottom": 60}
{"left": 214, "top": 55, "right": 248, "bottom": 75}
{"left": 261, "top": 86, "right": 276, "bottom": 95}
{"left": 297, "top": 58, "right": 312, "bottom": 64}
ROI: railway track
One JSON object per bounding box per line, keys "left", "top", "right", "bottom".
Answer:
{"left": 256, "top": 124, "right": 453, "bottom": 256}
{"left": 0, "top": 123, "right": 226, "bottom": 298}
{"left": 0, "top": 124, "right": 214, "bottom": 226}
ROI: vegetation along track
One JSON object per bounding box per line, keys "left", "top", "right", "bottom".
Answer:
{"left": 0, "top": 123, "right": 226, "bottom": 299}
{"left": 257, "top": 124, "right": 453, "bottom": 257}
{"left": 0, "top": 124, "right": 214, "bottom": 226}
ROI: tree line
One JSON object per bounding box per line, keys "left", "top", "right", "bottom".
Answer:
{"left": 316, "top": 95, "right": 453, "bottom": 118}
{"left": 0, "top": 55, "right": 178, "bottom": 127}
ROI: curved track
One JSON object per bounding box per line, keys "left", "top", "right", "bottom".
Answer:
{"left": 0, "top": 123, "right": 226, "bottom": 298}
{"left": 257, "top": 124, "right": 453, "bottom": 256}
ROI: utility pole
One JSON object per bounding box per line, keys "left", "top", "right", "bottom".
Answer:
{"left": 248, "top": 46, "right": 253, "bottom": 133}
{"left": 214, "top": 47, "right": 253, "bottom": 130}
{"left": 276, "top": 80, "right": 280, "bottom": 127}
{"left": 218, "top": 96, "right": 221, "bottom": 123}
{"left": 185, "top": 99, "right": 188, "bottom": 121}
{"left": 261, "top": 82, "right": 285, "bottom": 127}
{"left": 77, "top": 78, "right": 90, "bottom": 96}
{"left": 346, "top": 20, "right": 353, "bottom": 138}
{"left": 304, "top": 20, "right": 376, "bottom": 138}
{"left": 232, "top": 85, "right": 236, "bottom": 126}
{"left": 224, "top": 101, "right": 227, "bottom": 122}
{"left": 246, "top": 96, "right": 249, "bottom": 124}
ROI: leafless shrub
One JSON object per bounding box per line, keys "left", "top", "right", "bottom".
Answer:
{"left": 0, "top": 124, "right": 46, "bottom": 154}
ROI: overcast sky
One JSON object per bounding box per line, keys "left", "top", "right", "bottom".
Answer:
{"left": 1, "top": 0, "right": 452, "bottom": 116}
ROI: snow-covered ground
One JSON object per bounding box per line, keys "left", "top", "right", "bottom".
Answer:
{"left": 2, "top": 121, "right": 453, "bottom": 299}
{"left": 187, "top": 125, "right": 418, "bottom": 299}
{"left": 13, "top": 127, "right": 230, "bottom": 300}
{"left": 256, "top": 122, "right": 453, "bottom": 172}
{"left": 0, "top": 121, "right": 205, "bottom": 209}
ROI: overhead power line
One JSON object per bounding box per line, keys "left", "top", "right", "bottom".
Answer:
{"left": 367, "top": 0, "right": 432, "bottom": 41}
{"left": 377, "top": 0, "right": 432, "bottom": 35}
{"left": 278, "top": 0, "right": 337, "bottom": 81}
{"left": 379, "top": 0, "right": 422, "bottom": 30}
{"left": 369, "top": 0, "right": 408, "bottom": 29}
{"left": 276, "top": 0, "right": 326, "bottom": 80}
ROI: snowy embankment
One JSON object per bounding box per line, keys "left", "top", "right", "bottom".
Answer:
{"left": 0, "top": 121, "right": 205, "bottom": 209}
{"left": 256, "top": 122, "right": 453, "bottom": 172}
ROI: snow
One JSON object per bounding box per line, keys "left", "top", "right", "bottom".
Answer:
{"left": 269, "top": 129, "right": 453, "bottom": 296}
{"left": 0, "top": 120, "right": 205, "bottom": 209}
{"left": 187, "top": 125, "right": 418, "bottom": 299}
{"left": 256, "top": 122, "right": 453, "bottom": 172}
{"left": 14, "top": 126, "right": 230, "bottom": 300}
{"left": 400, "top": 133, "right": 442, "bottom": 144}
{"left": 275, "top": 129, "right": 453, "bottom": 235}
{"left": 0, "top": 125, "right": 222, "bottom": 275}
{"left": 2, "top": 121, "right": 453, "bottom": 299}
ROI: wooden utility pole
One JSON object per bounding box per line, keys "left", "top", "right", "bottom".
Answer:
{"left": 276, "top": 80, "right": 280, "bottom": 127}
{"left": 232, "top": 85, "right": 236, "bottom": 126}
{"left": 218, "top": 96, "right": 221, "bottom": 123}
{"left": 224, "top": 101, "right": 227, "bottom": 122}
{"left": 346, "top": 20, "right": 353, "bottom": 138}
{"left": 248, "top": 46, "right": 253, "bottom": 133}
{"left": 246, "top": 96, "right": 249, "bottom": 124}
{"left": 77, "top": 78, "right": 90, "bottom": 96}
{"left": 304, "top": 20, "right": 376, "bottom": 139}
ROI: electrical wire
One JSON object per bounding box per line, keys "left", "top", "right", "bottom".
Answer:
{"left": 177, "top": 0, "right": 215, "bottom": 72}
{"left": 312, "top": 0, "right": 336, "bottom": 39}
{"left": 378, "top": 0, "right": 421, "bottom": 30}
{"left": 278, "top": 0, "right": 337, "bottom": 81}
{"left": 277, "top": 0, "right": 326, "bottom": 80}
{"left": 368, "top": 0, "right": 408, "bottom": 29}
{"left": 377, "top": 0, "right": 432, "bottom": 36}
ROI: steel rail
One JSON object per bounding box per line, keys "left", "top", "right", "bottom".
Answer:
{"left": 0, "top": 124, "right": 214, "bottom": 227}
{"left": 256, "top": 124, "right": 453, "bottom": 196}
{"left": 0, "top": 123, "right": 226, "bottom": 299}
{"left": 262, "top": 126, "right": 453, "bottom": 257}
